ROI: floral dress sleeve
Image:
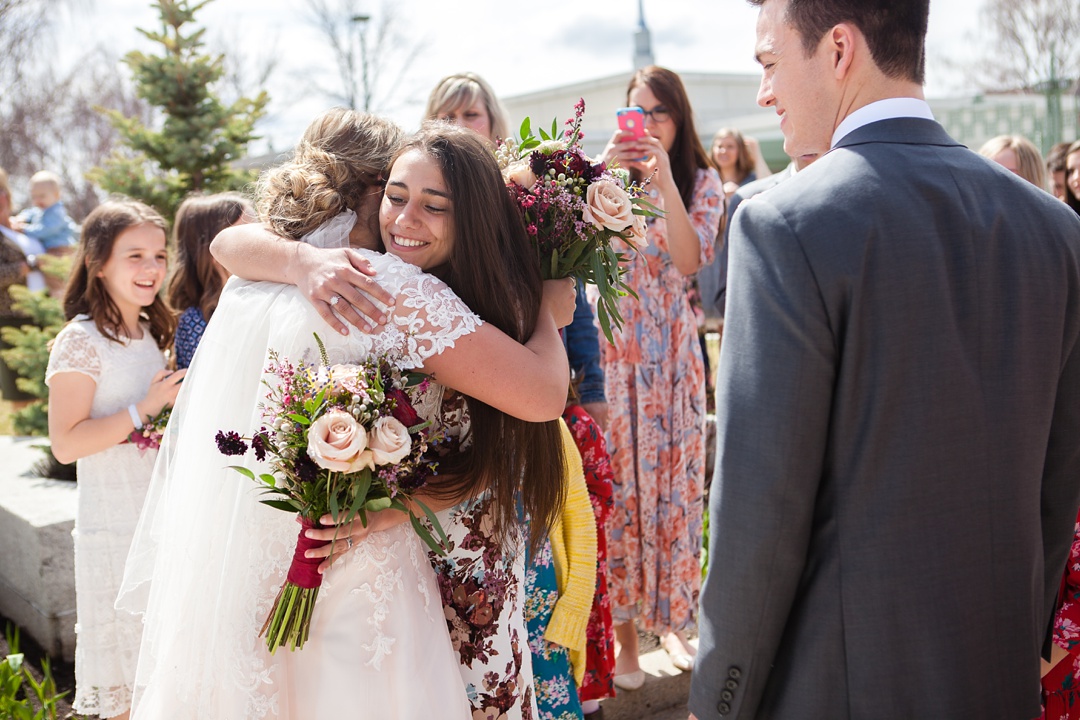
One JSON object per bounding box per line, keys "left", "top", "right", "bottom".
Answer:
{"left": 45, "top": 322, "right": 101, "bottom": 385}
{"left": 689, "top": 167, "right": 725, "bottom": 268}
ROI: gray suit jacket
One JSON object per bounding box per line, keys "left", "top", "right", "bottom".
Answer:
{"left": 690, "top": 118, "right": 1080, "bottom": 720}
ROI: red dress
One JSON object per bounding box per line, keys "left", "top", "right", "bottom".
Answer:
{"left": 1044, "top": 509, "right": 1080, "bottom": 719}
{"left": 563, "top": 404, "right": 616, "bottom": 703}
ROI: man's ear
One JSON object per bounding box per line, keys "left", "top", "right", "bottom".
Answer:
{"left": 829, "top": 23, "right": 858, "bottom": 80}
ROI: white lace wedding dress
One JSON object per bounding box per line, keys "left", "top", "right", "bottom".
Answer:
{"left": 118, "top": 213, "right": 476, "bottom": 719}
{"left": 45, "top": 318, "right": 167, "bottom": 718}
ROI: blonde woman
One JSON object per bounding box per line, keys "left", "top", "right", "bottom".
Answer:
{"left": 978, "top": 134, "right": 1047, "bottom": 189}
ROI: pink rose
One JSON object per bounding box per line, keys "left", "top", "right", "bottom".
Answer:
{"left": 626, "top": 211, "right": 649, "bottom": 249}
{"left": 503, "top": 160, "right": 538, "bottom": 191}
{"left": 307, "top": 409, "right": 370, "bottom": 472}
{"left": 582, "top": 179, "right": 634, "bottom": 233}
{"left": 328, "top": 364, "right": 366, "bottom": 394}
{"left": 368, "top": 416, "right": 412, "bottom": 465}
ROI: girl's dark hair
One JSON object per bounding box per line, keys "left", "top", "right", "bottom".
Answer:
{"left": 400, "top": 123, "right": 566, "bottom": 551}
{"left": 64, "top": 199, "right": 175, "bottom": 349}
{"left": 628, "top": 66, "right": 715, "bottom": 209}
{"left": 166, "top": 192, "right": 252, "bottom": 321}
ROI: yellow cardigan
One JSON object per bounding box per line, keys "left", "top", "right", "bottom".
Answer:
{"left": 544, "top": 419, "right": 598, "bottom": 686}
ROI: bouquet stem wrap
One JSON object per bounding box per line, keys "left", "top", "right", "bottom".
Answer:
{"left": 260, "top": 518, "right": 323, "bottom": 653}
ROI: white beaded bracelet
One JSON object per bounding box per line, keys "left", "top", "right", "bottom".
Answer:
{"left": 128, "top": 404, "right": 143, "bottom": 430}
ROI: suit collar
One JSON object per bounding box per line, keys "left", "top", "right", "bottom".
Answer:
{"left": 832, "top": 117, "right": 963, "bottom": 151}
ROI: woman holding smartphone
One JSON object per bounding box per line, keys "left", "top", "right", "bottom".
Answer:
{"left": 598, "top": 65, "right": 723, "bottom": 687}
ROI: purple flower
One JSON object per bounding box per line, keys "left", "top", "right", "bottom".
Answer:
{"left": 252, "top": 433, "right": 267, "bottom": 462}
{"left": 295, "top": 453, "right": 319, "bottom": 484}
{"left": 215, "top": 430, "right": 248, "bottom": 456}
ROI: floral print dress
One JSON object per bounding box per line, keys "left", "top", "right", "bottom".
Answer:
{"left": 1043, "top": 508, "right": 1080, "bottom": 719}
{"left": 597, "top": 168, "right": 723, "bottom": 634}
{"left": 419, "top": 388, "right": 537, "bottom": 720}
{"left": 562, "top": 405, "right": 616, "bottom": 703}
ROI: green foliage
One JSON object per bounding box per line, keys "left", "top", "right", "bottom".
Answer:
{"left": 0, "top": 256, "right": 69, "bottom": 437}
{"left": 87, "top": 0, "right": 269, "bottom": 222}
{"left": 0, "top": 625, "right": 70, "bottom": 720}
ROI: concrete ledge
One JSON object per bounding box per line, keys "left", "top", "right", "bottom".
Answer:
{"left": 0, "top": 436, "right": 76, "bottom": 661}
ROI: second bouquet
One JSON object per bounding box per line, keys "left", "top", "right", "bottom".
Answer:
{"left": 216, "top": 334, "right": 447, "bottom": 653}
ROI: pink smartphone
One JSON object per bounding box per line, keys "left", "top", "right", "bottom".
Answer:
{"left": 616, "top": 107, "right": 646, "bottom": 139}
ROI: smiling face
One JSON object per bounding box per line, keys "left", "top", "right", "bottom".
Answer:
{"left": 380, "top": 149, "right": 453, "bottom": 270}
{"left": 712, "top": 134, "right": 740, "bottom": 171}
{"left": 438, "top": 100, "right": 493, "bottom": 143}
{"left": 628, "top": 84, "right": 676, "bottom": 153}
{"left": 755, "top": 0, "right": 838, "bottom": 157}
{"left": 1068, "top": 151, "right": 1080, "bottom": 202}
{"left": 97, "top": 222, "right": 168, "bottom": 322}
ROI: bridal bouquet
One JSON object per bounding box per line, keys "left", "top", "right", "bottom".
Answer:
{"left": 495, "top": 98, "right": 660, "bottom": 343}
{"left": 216, "top": 335, "right": 447, "bottom": 653}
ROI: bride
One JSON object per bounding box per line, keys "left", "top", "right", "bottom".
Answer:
{"left": 119, "top": 110, "right": 573, "bottom": 719}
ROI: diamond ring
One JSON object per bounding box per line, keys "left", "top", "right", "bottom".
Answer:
{"left": 329, "top": 295, "right": 341, "bottom": 307}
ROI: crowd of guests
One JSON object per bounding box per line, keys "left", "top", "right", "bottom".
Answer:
{"left": 2, "top": 47, "right": 1080, "bottom": 720}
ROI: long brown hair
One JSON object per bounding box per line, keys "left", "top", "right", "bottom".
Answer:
{"left": 628, "top": 66, "right": 715, "bottom": 209}
{"left": 400, "top": 123, "right": 566, "bottom": 551}
{"left": 166, "top": 192, "right": 252, "bottom": 320}
{"left": 712, "top": 127, "right": 756, "bottom": 185}
{"left": 256, "top": 108, "right": 402, "bottom": 241}
{"left": 64, "top": 199, "right": 175, "bottom": 349}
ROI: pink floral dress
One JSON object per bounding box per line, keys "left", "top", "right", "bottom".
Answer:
{"left": 597, "top": 167, "right": 723, "bottom": 634}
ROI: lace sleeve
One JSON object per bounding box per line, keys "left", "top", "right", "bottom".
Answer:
{"left": 45, "top": 323, "right": 101, "bottom": 385}
{"left": 388, "top": 272, "right": 483, "bottom": 367}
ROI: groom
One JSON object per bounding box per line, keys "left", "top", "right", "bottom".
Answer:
{"left": 691, "top": 1, "right": 1080, "bottom": 719}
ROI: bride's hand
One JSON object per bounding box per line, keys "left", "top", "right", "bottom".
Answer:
{"left": 292, "top": 243, "right": 395, "bottom": 335}
{"left": 303, "top": 507, "right": 410, "bottom": 573}
{"left": 541, "top": 278, "right": 577, "bottom": 329}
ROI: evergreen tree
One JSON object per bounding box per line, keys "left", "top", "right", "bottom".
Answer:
{"left": 0, "top": 255, "right": 68, "bottom": 438}
{"left": 89, "top": 0, "right": 269, "bottom": 221}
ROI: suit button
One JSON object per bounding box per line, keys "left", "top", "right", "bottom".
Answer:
{"left": 721, "top": 690, "right": 734, "bottom": 702}
{"left": 718, "top": 701, "right": 732, "bottom": 715}
{"left": 728, "top": 666, "right": 742, "bottom": 680}
{"left": 725, "top": 679, "right": 738, "bottom": 691}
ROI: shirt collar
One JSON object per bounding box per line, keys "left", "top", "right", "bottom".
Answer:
{"left": 831, "top": 97, "right": 934, "bottom": 149}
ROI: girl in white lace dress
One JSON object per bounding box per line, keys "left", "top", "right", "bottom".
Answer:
{"left": 45, "top": 200, "right": 186, "bottom": 720}
{"left": 120, "top": 112, "right": 573, "bottom": 719}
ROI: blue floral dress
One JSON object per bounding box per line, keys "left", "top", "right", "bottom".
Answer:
{"left": 173, "top": 306, "right": 208, "bottom": 369}
{"left": 525, "top": 538, "right": 583, "bottom": 720}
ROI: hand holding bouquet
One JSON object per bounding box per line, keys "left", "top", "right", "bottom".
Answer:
{"left": 216, "top": 335, "right": 447, "bottom": 653}
{"left": 495, "top": 98, "right": 661, "bottom": 343}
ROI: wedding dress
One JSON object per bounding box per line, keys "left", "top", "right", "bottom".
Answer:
{"left": 118, "top": 212, "right": 475, "bottom": 719}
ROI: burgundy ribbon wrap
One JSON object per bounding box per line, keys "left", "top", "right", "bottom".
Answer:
{"left": 287, "top": 518, "right": 325, "bottom": 590}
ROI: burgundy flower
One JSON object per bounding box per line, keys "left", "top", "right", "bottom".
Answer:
{"left": 252, "top": 432, "right": 267, "bottom": 462}
{"left": 215, "top": 430, "right": 248, "bottom": 456}
{"left": 386, "top": 387, "right": 423, "bottom": 428}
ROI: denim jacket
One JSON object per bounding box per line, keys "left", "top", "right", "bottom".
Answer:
{"left": 563, "top": 284, "right": 605, "bottom": 405}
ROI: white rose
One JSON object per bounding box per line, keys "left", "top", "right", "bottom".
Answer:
{"left": 536, "top": 139, "right": 566, "bottom": 155}
{"left": 504, "top": 160, "right": 538, "bottom": 190}
{"left": 368, "top": 416, "right": 413, "bottom": 465}
{"left": 626, "top": 211, "right": 649, "bottom": 249}
{"left": 583, "top": 179, "right": 634, "bottom": 233}
{"left": 307, "top": 409, "right": 369, "bottom": 472}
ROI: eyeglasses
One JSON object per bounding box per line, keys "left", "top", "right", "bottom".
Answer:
{"left": 636, "top": 105, "right": 671, "bottom": 124}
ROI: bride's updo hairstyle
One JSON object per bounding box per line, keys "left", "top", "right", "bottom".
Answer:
{"left": 398, "top": 123, "right": 566, "bottom": 552}
{"left": 255, "top": 108, "right": 403, "bottom": 240}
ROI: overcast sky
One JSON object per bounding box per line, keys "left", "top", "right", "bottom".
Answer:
{"left": 54, "top": 0, "right": 984, "bottom": 154}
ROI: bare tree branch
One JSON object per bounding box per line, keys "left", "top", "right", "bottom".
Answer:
{"left": 974, "top": 0, "right": 1080, "bottom": 92}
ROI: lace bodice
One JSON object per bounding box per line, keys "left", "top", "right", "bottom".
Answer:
{"left": 45, "top": 317, "right": 167, "bottom": 417}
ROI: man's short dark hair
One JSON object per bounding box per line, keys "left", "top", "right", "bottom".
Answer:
{"left": 750, "top": 0, "right": 929, "bottom": 84}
